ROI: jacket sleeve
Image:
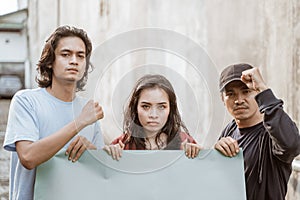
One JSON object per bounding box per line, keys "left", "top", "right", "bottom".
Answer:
{"left": 255, "top": 89, "right": 300, "bottom": 163}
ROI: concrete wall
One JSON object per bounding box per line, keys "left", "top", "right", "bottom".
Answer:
{"left": 0, "top": 1, "right": 295, "bottom": 199}
{"left": 0, "top": 100, "right": 11, "bottom": 199}
{"left": 0, "top": 32, "right": 27, "bottom": 62}
{"left": 26, "top": 0, "right": 300, "bottom": 141}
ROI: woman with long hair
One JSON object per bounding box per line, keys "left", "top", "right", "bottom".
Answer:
{"left": 104, "top": 74, "right": 201, "bottom": 160}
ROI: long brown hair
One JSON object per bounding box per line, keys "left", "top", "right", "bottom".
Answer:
{"left": 36, "top": 25, "right": 93, "bottom": 91}
{"left": 123, "top": 74, "right": 189, "bottom": 149}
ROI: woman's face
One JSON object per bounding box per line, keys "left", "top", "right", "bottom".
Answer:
{"left": 137, "top": 87, "right": 170, "bottom": 137}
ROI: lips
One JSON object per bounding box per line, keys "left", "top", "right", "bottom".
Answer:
{"left": 66, "top": 68, "right": 78, "bottom": 73}
{"left": 65, "top": 66, "right": 78, "bottom": 72}
{"left": 233, "top": 106, "right": 248, "bottom": 111}
{"left": 67, "top": 68, "right": 78, "bottom": 72}
{"left": 147, "top": 121, "right": 159, "bottom": 125}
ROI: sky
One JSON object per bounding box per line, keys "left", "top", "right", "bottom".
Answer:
{"left": 0, "top": 0, "right": 18, "bottom": 15}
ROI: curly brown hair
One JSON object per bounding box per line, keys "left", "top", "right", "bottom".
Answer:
{"left": 36, "top": 25, "right": 93, "bottom": 91}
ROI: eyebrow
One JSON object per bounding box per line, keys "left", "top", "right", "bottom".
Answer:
{"left": 60, "top": 48, "right": 86, "bottom": 54}
{"left": 140, "top": 101, "right": 168, "bottom": 105}
{"left": 224, "top": 88, "right": 234, "bottom": 93}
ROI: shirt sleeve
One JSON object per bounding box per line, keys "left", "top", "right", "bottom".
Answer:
{"left": 110, "top": 134, "right": 126, "bottom": 145}
{"left": 179, "top": 132, "right": 197, "bottom": 144}
{"left": 255, "top": 89, "right": 300, "bottom": 163}
{"left": 110, "top": 137, "right": 119, "bottom": 145}
{"left": 3, "top": 92, "right": 39, "bottom": 152}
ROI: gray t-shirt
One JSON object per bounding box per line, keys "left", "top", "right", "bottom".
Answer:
{"left": 3, "top": 88, "right": 104, "bottom": 200}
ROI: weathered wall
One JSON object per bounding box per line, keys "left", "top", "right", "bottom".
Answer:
{"left": 0, "top": 100, "right": 11, "bottom": 199}
{"left": 1, "top": 1, "right": 299, "bottom": 199}
{"left": 26, "top": 0, "right": 300, "bottom": 141}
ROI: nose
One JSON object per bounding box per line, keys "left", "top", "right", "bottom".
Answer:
{"left": 149, "top": 108, "right": 158, "bottom": 118}
{"left": 69, "top": 54, "right": 78, "bottom": 65}
{"left": 234, "top": 93, "right": 245, "bottom": 105}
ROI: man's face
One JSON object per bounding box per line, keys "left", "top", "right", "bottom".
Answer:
{"left": 222, "top": 80, "right": 261, "bottom": 127}
{"left": 52, "top": 36, "right": 86, "bottom": 85}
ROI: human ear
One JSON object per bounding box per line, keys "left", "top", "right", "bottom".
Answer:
{"left": 220, "top": 93, "right": 225, "bottom": 103}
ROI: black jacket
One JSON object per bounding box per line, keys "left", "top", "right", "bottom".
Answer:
{"left": 220, "top": 89, "right": 300, "bottom": 200}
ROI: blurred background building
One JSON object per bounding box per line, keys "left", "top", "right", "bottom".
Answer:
{"left": 1, "top": 0, "right": 300, "bottom": 199}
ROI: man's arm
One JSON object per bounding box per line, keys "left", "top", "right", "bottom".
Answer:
{"left": 243, "top": 67, "right": 300, "bottom": 162}
{"left": 256, "top": 89, "right": 300, "bottom": 162}
{"left": 16, "top": 100, "right": 103, "bottom": 169}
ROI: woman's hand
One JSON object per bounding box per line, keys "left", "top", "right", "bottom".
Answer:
{"left": 181, "top": 140, "right": 202, "bottom": 159}
{"left": 103, "top": 141, "right": 125, "bottom": 161}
